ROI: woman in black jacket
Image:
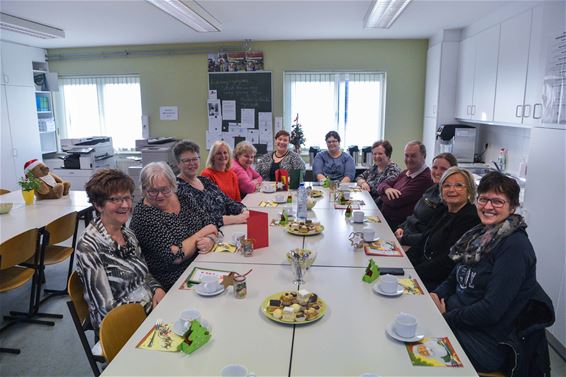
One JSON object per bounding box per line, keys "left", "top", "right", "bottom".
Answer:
{"left": 408, "top": 167, "right": 480, "bottom": 290}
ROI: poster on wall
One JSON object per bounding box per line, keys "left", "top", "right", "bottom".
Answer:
{"left": 207, "top": 51, "right": 264, "bottom": 72}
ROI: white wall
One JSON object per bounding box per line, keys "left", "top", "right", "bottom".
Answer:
{"left": 477, "top": 125, "right": 530, "bottom": 175}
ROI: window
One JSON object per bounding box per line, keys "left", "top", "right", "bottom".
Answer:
{"left": 283, "top": 72, "right": 385, "bottom": 148}
{"left": 59, "top": 75, "right": 142, "bottom": 150}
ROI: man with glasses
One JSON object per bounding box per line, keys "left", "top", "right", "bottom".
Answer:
{"left": 377, "top": 140, "right": 434, "bottom": 230}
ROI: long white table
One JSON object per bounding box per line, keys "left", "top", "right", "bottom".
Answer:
{"left": 0, "top": 190, "right": 92, "bottom": 243}
{"left": 100, "top": 188, "right": 479, "bottom": 377}
{"left": 101, "top": 262, "right": 297, "bottom": 377}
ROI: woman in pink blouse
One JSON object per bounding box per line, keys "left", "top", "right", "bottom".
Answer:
{"left": 232, "top": 141, "right": 263, "bottom": 197}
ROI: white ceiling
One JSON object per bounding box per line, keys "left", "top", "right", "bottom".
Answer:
{"left": 0, "top": 0, "right": 517, "bottom": 49}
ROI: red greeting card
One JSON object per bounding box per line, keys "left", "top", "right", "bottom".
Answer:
{"left": 275, "top": 169, "right": 289, "bottom": 191}
{"left": 247, "top": 210, "right": 269, "bottom": 249}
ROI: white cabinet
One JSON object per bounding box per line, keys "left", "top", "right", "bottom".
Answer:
{"left": 0, "top": 85, "right": 42, "bottom": 189}
{"left": 424, "top": 44, "right": 441, "bottom": 118}
{"left": 456, "top": 25, "right": 500, "bottom": 122}
{"left": 0, "top": 42, "right": 35, "bottom": 87}
{"left": 0, "top": 86, "right": 17, "bottom": 190}
{"left": 494, "top": 10, "right": 533, "bottom": 124}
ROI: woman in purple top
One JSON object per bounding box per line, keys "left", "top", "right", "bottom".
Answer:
{"left": 313, "top": 131, "right": 356, "bottom": 183}
{"left": 232, "top": 141, "right": 263, "bottom": 197}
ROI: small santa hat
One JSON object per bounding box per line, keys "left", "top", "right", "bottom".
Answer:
{"left": 24, "top": 159, "right": 42, "bottom": 174}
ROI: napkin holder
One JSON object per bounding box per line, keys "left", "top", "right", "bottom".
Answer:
{"left": 177, "top": 320, "right": 211, "bottom": 354}
{"left": 275, "top": 169, "right": 289, "bottom": 191}
{"left": 362, "top": 259, "right": 380, "bottom": 283}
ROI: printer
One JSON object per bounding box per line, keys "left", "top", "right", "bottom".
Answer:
{"left": 61, "top": 136, "right": 115, "bottom": 170}
{"left": 136, "top": 137, "right": 178, "bottom": 167}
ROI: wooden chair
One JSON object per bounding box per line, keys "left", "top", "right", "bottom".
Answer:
{"left": 479, "top": 372, "right": 506, "bottom": 377}
{"left": 0, "top": 189, "right": 10, "bottom": 195}
{"left": 0, "top": 228, "right": 54, "bottom": 354}
{"left": 99, "top": 303, "right": 146, "bottom": 363}
{"left": 39, "top": 211, "right": 79, "bottom": 297}
{"left": 66, "top": 271, "right": 105, "bottom": 376}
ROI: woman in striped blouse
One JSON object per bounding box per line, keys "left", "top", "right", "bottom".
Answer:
{"left": 75, "top": 169, "right": 165, "bottom": 331}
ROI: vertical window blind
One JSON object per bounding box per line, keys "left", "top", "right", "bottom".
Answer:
{"left": 60, "top": 75, "right": 142, "bottom": 150}
{"left": 283, "top": 71, "right": 385, "bottom": 148}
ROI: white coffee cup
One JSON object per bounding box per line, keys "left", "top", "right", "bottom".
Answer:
{"left": 262, "top": 183, "right": 275, "bottom": 193}
{"left": 275, "top": 194, "right": 285, "bottom": 203}
{"left": 343, "top": 191, "right": 351, "bottom": 200}
{"left": 339, "top": 182, "right": 350, "bottom": 190}
{"left": 200, "top": 275, "right": 221, "bottom": 293}
{"left": 394, "top": 312, "right": 418, "bottom": 338}
{"left": 379, "top": 274, "right": 399, "bottom": 294}
{"left": 220, "top": 364, "right": 256, "bottom": 377}
{"left": 362, "top": 229, "right": 375, "bottom": 242}
{"left": 353, "top": 211, "right": 364, "bottom": 223}
{"left": 180, "top": 309, "right": 201, "bottom": 323}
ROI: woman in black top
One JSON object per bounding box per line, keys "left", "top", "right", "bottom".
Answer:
{"left": 408, "top": 167, "right": 480, "bottom": 290}
{"left": 395, "top": 153, "right": 457, "bottom": 247}
{"left": 130, "top": 162, "right": 218, "bottom": 291}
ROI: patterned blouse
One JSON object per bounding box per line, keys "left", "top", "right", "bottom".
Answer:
{"left": 130, "top": 194, "right": 216, "bottom": 291}
{"left": 75, "top": 217, "right": 161, "bottom": 331}
{"left": 255, "top": 150, "right": 306, "bottom": 181}
{"left": 176, "top": 176, "right": 245, "bottom": 228}
{"left": 356, "top": 162, "right": 401, "bottom": 202}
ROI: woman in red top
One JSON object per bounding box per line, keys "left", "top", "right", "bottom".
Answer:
{"left": 201, "top": 141, "right": 241, "bottom": 201}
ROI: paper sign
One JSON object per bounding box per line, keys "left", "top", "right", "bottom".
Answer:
{"left": 247, "top": 210, "right": 269, "bottom": 249}
{"left": 274, "top": 117, "right": 283, "bottom": 132}
{"left": 160, "top": 106, "right": 178, "bottom": 120}
{"left": 208, "top": 90, "right": 217, "bottom": 99}
{"left": 247, "top": 129, "right": 259, "bottom": 144}
{"left": 241, "top": 108, "right": 255, "bottom": 128}
{"left": 222, "top": 100, "right": 236, "bottom": 120}
{"left": 206, "top": 131, "right": 221, "bottom": 149}
{"left": 258, "top": 112, "right": 272, "bottom": 129}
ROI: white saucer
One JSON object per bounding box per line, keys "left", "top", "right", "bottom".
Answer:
{"left": 350, "top": 218, "right": 368, "bottom": 224}
{"left": 173, "top": 318, "right": 211, "bottom": 336}
{"left": 385, "top": 323, "right": 424, "bottom": 343}
{"left": 195, "top": 284, "right": 225, "bottom": 297}
{"left": 373, "top": 283, "right": 404, "bottom": 297}
{"left": 364, "top": 237, "right": 381, "bottom": 243}
{"left": 262, "top": 188, "right": 276, "bottom": 193}
{"left": 274, "top": 198, "right": 287, "bottom": 204}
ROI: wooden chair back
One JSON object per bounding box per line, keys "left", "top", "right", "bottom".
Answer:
{"left": 99, "top": 303, "right": 146, "bottom": 362}
{"left": 0, "top": 229, "right": 40, "bottom": 270}
{"left": 67, "top": 271, "right": 89, "bottom": 325}
{"left": 0, "top": 189, "right": 10, "bottom": 195}
{"left": 45, "top": 211, "right": 78, "bottom": 245}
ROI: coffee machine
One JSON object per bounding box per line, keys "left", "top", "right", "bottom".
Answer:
{"left": 347, "top": 145, "right": 359, "bottom": 165}
{"left": 435, "top": 124, "right": 477, "bottom": 163}
{"left": 362, "top": 146, "right": 373, "bottom": 167}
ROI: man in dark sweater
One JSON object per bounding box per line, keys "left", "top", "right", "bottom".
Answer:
{"left": 377, "top": 141, "right": 434, "bottom": 230}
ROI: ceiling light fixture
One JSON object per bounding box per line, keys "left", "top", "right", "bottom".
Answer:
{"left": 364, "top": 0, "right": 413, "bottom": 29}
{"left": 146, "top": 0, "right": 221, "bottom": 33}
{"left": 0, "top": 13, "right": 65, "bottom": 39}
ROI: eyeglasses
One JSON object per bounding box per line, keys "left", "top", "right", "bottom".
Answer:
{"left": 146, "top": 187, "right": 172, "bottom": 198}
{"left": 477, "top": 196, "right": 507, "bottom": 208}
{"left": 180, "top": 157, "right": 199, "bottom": 164}
{"left": 107, "top": 195, "right": 133, "bottom": 204}
{"left": 442, "top": 182, "right": 467, "bottom": 191}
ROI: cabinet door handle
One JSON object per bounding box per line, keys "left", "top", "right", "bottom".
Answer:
{"left": 523, "top": 104, "right": 531, "bottom": 118}
{"left": 471, "top": 105, "right": 476, "bottom": 116}
{"left": 533, "top": 103, "right": 542, "bottom": 119}
{"left": 466, "top": 105, "right": 470, "bottom": 115}
{"left": 515, "top": 105, "right": 523, "bottom": 117}
{"left": 432, "top": 105, "right": 437, "bottom": 115}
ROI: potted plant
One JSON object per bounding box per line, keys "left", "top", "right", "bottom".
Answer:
{"left": 19, "top": 172, "right": 41, "bottom": 205}
{"left": 290, "top": 114, "right": 306, "bottom": 153}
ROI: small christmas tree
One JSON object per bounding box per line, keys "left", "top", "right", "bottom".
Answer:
{"left": 290, "top": 114, "right": 306, "bottom": 153}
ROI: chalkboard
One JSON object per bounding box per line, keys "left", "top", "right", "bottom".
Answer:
{"left": 208, "top": 72, "right": 272, "bottom": 131}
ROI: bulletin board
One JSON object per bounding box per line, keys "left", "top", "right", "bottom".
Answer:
{"left": 207, "top": 72, "right": 273, "bottom": 150}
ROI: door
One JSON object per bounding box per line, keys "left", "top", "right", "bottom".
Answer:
{"left": 424, "top": 44, "right": 441, "bottom": 118}
{"left": 0, "top": 85, "right": 17, "bottom": 190}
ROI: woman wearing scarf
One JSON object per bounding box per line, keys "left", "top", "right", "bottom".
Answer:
{"left": 430, "top": 172, "right": 538, "bottom": 373}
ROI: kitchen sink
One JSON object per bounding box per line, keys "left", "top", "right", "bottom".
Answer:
{"left": 466, "top": 167, "right": 497, "bottom": 176}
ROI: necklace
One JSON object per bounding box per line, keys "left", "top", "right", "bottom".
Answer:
{"left": 274, "top": 150, "right": 288, "bottom": 159}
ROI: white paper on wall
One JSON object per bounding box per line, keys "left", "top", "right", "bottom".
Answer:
{"left": 258, "top": 112, "right": 272, "bottom": 129}
{"left": 274, "top": 117, "right": 283, "bottom": 132}
{"left": 160, "top": 106, "right": 178, "bottom": 120}
{"left": 206, "top": 130, "right": 222, "bottom": 149}
{"left": 222, "top": 100, "right": 236, "bottom": 120}
{"left": 208, "top": 90, "right": 217, "bottom": 99}
{"left": 241, "top": 108, "right": 255, "bottom": 129}
{"left": 246, "top": 129, "right": 259, "bottom": 144}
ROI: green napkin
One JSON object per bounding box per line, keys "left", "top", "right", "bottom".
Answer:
{"left": 362, "top": 259, "right": 380, "bottom": 283}
{"left": 177, "top": 320, "right": 211, "bottom": 354}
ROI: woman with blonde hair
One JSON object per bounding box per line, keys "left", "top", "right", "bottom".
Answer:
{"left": 232, "top": 141, "right": 263, "bottom": 196}
{"left": 201, "top": 140, "right": 241, "bottom": 201}
{"left": 408, "top": 167, "right": 480, "bottom": 290}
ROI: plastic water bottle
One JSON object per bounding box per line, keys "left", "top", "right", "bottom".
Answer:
{"left": 498, "top": 148, "right": 507, "bottom": 172}
{"left": 296, "top": 183, "right": 307, "bottom": 220}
